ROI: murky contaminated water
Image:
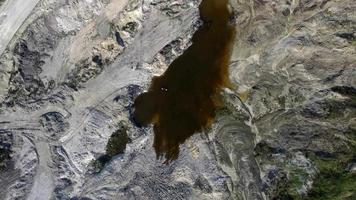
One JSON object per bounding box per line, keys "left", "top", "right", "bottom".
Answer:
{"left": 133, "top": 0, "right": 236, "bottom": 162}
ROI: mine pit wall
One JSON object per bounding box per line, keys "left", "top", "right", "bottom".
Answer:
{"left": 0, "top": 0, "right": 217, "bottom": 199}
{"left": 0, "top": 0, "right": 41, "bottom": 101}
{"left": 225, "top": 0, "right": 356, "bottom": 199}
{"left": 0, "top": 0, "right": 40, "bottom": 56}
{"left": 0, "top": 0, "right": 355, "bottom": 199}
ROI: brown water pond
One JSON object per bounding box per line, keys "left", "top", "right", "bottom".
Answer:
{"left": 133, "top": 0, "right": 236, "bottom": 163}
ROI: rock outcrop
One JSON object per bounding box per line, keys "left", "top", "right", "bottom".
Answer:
{"left": 0, "top": 0, "right": 355, "bottom": 199}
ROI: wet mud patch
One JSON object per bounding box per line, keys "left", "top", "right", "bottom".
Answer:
{"left": 133, "top": 0, "right": 236, "bottom": 162}
{"left": 106, "top": 126, "right": 131, "bottom": 157}
{"left": 90, "top": 124, "right": 131, "bottom": 173}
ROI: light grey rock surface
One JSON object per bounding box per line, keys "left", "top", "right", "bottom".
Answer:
{"left": 0, "top": 0, "right": 355, "bottom": 199}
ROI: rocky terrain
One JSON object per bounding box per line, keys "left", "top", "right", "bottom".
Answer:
{"left": 0, "top": 0, "right": 355, "bottom": 200}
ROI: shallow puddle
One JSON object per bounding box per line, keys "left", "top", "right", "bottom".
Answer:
{"left": 133, "top": 0, "right": 236, "bottom": 162}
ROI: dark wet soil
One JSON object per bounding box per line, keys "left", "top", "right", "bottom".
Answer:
{"left": 133, "top": 0, "right": 236, "bottom": 162}
{"left": 106, "top": 127, "right": 131, "bottom": 157}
